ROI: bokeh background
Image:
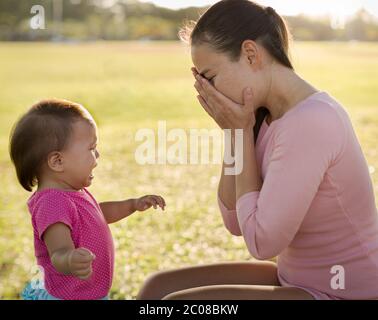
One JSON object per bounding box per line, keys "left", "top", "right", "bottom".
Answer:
{"left": 0, "top": 0, "right": 377, "bottom": 299}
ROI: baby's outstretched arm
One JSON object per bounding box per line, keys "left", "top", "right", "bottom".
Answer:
{"left": 100, "top": 195, "right": 166, "bottom": 224}
{"left": 43, "top": 223, "right": 95, "bottom": 280}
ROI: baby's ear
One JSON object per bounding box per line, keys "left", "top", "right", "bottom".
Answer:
{"left": 47, "top": 151, "right": 64, "bottom": 172}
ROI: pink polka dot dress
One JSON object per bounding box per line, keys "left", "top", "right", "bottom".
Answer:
{"left": 26, "top": 188, "right": 114, "bottom": 300}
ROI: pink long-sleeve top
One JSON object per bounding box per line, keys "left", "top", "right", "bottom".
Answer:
{"left": 218, "top": 91, "right": 378, "bottom": 300}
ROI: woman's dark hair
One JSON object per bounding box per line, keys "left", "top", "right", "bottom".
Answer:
{"left": 9, "top": 99, "right": 94, "bottom": 191}
{"left": 179, "top": 0, "right": 294, "bottom": 143}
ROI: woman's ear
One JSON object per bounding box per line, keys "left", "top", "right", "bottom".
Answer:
{"left": 241, "top": 40, "right": 261, "bottom": 69}
{"left": 47, "top": 151, "right": 64, "bottom": 172}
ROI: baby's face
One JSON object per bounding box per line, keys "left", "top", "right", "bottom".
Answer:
{"left": 61, "top": 119, "right": 99, "bottom": 190}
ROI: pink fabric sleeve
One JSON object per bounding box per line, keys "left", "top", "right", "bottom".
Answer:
{"left": 33, "top": 192, "right": 77, "bottom": 240}
{"left": 236, "top": 104, "right": 346, "bottom": 260}
{"left": 217, "top": 194, "right": 242, "bottom": 236}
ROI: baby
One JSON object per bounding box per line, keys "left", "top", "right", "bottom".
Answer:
{"left": 9, "top": 99, "right": 166, "bottom": 300}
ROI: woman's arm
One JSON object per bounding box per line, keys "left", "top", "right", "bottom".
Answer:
{"left": 218, "top": 162, "right": 236, "bottom": 210}
{"left": 192, "top": 71, "right": 260, "bottom": 236}
{"left": 218, "top": 146, "right": 243, "bottom": 236}
{"left": 217, "top": 127, "right": 263, "bottom": 237}
{"left": 218, "top": 131, "right": 237, "bottom": 210}
{"left": 235, "top": 127, "right": 263, "bottom": 201}
{"left": 235, "top": 106, "right": 344, "bottom": 260}
{"left": 218, "top": 129, "right": 251, "bottom": 236}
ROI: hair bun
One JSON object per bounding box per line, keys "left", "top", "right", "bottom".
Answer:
{"left": 265, "top": 6, "right": 276, "bottom": 16}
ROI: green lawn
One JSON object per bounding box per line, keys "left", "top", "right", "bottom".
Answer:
{"left": 0, "top": 41, "right": 377, "bottom": 299}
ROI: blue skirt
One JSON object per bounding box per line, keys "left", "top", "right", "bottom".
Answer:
{"left": 21, "top": 281, "right": 109, "bottom": 300}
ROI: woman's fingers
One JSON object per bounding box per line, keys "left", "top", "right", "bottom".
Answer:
{"left": 193, "top": 69, "right": 241, "bottom": 128}
{"left": 194, "top": 80, "right": 208, "bottom": 102}
{"left": 191, "top": 67, "right": 199, "bottom": 77}
{"left": 192, "top": 68, "right": 256, "bottom": 130}
{"left": 195, "top": 75, "right": 234, "bottom": 114}
{"left": 193, "top": 72, "right": 223, "bottom": 107}
{"left": 198, "top": 95, "right": 228, "bottom": 129}
{"left": 197, "top": 95, "right": 213, "bottom": 118}
{"left": 192, "top": 69, "right": 229, "bottom": 108}
{"left": 199, "top": 77, "right": 228, "bottom": 107}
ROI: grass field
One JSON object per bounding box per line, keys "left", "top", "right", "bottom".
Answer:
{"left": 0, "top": 41, "right": 377, "bottom": 299}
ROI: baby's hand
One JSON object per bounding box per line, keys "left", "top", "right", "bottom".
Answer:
{"left": 68, "top": 247, "right": 96, "bottom": 280}
{"left": 134, "top": 195, "right": 166, "bottom": 211}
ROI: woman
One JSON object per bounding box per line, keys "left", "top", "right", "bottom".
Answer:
{"left": 137, "top": 0, "right": 378, "bottom": 300}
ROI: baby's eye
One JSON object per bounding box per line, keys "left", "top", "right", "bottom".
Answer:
{"left": 208, "top": 76, "right": 215, "bottom": 85}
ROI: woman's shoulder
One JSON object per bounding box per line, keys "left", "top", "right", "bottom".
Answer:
{"left": 272, "top": 92, "right": 348, "bottom": 158}
{"left": 277, "top": 91, "right": 348, "bottom": 136}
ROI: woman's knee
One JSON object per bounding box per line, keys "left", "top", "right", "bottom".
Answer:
{"left": 137, "top": 270, "right": 168, "bottom": 300}
{"left": 162, "top": 288, "right": 195, "bottom": 300}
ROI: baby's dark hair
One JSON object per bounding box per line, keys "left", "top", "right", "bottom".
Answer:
{"left": 9, "top": 99, "right": 94, "bottom": 192}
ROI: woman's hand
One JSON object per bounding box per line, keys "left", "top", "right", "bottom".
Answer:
{"left": 192, "top": 67, "right": 256, "bottom": 130}
{"left": 134, "top": 195, "right": 166, "bottom": 211}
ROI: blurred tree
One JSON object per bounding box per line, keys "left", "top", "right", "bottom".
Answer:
{"left": 345, "top": 9, "right": 378, "bottom": 41}
{"left": 0, "top": 0, "right": 377, "bottom": 41}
